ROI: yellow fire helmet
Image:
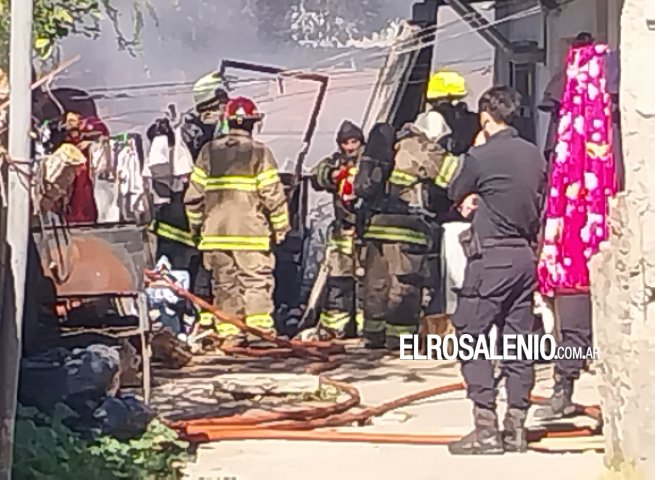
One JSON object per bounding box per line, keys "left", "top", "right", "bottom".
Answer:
{"left": 193, "top": 71, "right": 229, "bottom": 110}
{"left": 426, "top": 71, "right": 468, "bottom": 100}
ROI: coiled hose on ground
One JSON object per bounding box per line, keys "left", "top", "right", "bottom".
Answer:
{"left": 145, "top": 269, "right": 603, "bottom": 453}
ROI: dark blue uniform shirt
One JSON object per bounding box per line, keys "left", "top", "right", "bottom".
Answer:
{"left": 448, "top": 127, "right": 547, "bottom": 244}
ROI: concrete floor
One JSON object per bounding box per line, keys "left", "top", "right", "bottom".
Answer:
{"left": 181, "top": 355, "right": 606, "bottom": 480}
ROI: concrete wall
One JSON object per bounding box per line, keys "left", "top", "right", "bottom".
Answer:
{"left": 492, "top": 0, "right": 621, "bottom": 152}
{"left": 589, "top": 0, "right": 655, "bottom": 477}
{"left": 433, "top": 4, "right": 495, "bottom": 108}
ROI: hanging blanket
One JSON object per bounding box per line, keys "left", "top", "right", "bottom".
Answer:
{"left": 537, "top": 43, "right": 618, "bottom": 297}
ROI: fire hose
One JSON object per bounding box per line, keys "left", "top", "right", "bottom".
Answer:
{"left": 144, "top": 269, "right": 604, "bottom": 453}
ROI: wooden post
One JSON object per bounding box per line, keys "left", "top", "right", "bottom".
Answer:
{"left": 590, "top": 0, "right": 655, "bottom": 478}
{"left": 0, "top": 1, "right": 34, "bottom": 477}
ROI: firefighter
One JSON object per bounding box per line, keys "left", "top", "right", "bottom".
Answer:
{"left": 184, "top": 96, "right": 289, "bottom": 347}
{"left": 147, "top": 71, "right": 229, "bottom": 334}
{"left": 354, "top": 118, "right": 444, "bottom": 351}
{"left": 310, "top": 120, "right": 365, "bottom": 339}
{"left": 182, "top": 71, "right": 231, "bottom": 158}
{"left": 420, "top": 71, "right": 480, "bottom": 352}
{"left": 425, "top": 70, "right": 479, "bottom": 156}
{"left": 439, "top": 86, "right": 547, "bottom": 455}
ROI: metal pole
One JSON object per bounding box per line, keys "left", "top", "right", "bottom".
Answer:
{"left": 0, "top": 0, "right": 34, "bottom": 477}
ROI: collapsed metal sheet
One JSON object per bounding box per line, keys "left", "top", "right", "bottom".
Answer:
{"left": 361, "top": 21, "right": 423, "bottom": 133}
{"left": 31, "top": 223, "right": 153, "bottom": 297}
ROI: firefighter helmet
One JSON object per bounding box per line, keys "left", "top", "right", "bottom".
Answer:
{"left": 225, "top": 96, "right": 262, "bottom": 122}
{"left": 413, "top": 110, "right": 451, "bottom": 142}
{"left": 193, "top": 72, "right": 229, "bottom": 110}
{"left": 426, "top": 71, "right": 468, "bottom": 100}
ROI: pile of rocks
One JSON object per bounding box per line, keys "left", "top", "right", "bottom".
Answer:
{"left": 19, "top": 344, "right": 155, "bottom": 440}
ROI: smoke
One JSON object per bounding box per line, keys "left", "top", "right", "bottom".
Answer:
{"left": 55, "top": 1, "right": 409, "bottom": 134}
{"left": 50, "top": 0, "right": 494, "bottom": 290}
{"left": 55, "top": 0, "right": 493, "bottom": 160}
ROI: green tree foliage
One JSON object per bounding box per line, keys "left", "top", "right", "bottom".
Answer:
{"left": 0, "top": 0, "right": 157, "bottom": 70}
{"left": 13, "top": 404, "right": 189, "bottom": 480}
{"left": 244, "top": 0, "right": 386, "bottom": 46}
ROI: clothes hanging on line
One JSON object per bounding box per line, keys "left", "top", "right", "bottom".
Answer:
{"left": 61, "top": 114, "right": 108, "bottom": 225}
{"left": 112, "top": 133, "right": 148, "bottom": 223}
{"left": 143, "top": 127, "right": 194, "bottom": 206}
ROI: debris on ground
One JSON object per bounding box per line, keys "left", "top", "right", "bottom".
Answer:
{"left": 19, "top": 344, "right": 155, "bottom": 439}
{"left": 151, "top": 325, "right": 193, "bottom": 368}
{"left": 213, "top": 373, "right": 320, "bottom": 398}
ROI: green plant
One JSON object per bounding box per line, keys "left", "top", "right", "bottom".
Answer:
{"left": 13, "top": 403, "right": 189, "bottom": 480}
{"left": 0, "top": 0, "right": 157, "bottom": 70}
{"left": 89, "top": 418, "right": 190, "bottom": 479}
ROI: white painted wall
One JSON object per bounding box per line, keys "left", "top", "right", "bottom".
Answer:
{"left": 433, "top": 5, "right": 495, "bottom": 107}
{"left": 490, "top": 0, "right": 622, "bottom": 151}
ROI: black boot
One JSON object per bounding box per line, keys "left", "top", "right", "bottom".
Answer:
{"left": 502, "top": 408, "right": 528, "bottom": 452}
{"left": 363, "top": 331, "right": 386, "bottom": 350}
{"left": 385, "top": 335, "right": 401, "bottom": 352}
{"left": 448, "top": 407, "right": 504, "bottom": 455}
{"left": 534, "top": 374, "right": 576, "bottom": 420}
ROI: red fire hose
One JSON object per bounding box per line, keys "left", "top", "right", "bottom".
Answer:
{"left": 145, "top": 270, "right": 604, "bottom": 453}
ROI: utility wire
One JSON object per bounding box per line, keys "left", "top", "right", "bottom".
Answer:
{"left": 79, "top": 53, "right": 493, "bottom": 103}
{"left": 59, "top": 0, "right": 539, "bottom": 96}
{"left": 59, "top": 1, "right": 543, "bottom": 125}
{"left": 307, "top": 0, "right": 538, "bottom": 69}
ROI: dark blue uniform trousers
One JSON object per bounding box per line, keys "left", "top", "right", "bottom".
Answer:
{"left": 554, "top": 293, "right": 592, "bottom": 380}
{"left": 451, "top": 243, "right": 539, "bottom": 411}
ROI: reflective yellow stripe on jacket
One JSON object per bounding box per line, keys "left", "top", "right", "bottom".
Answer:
{"left": 386, "top": 324, "right": 416, "bottom": 337}
{"left": 363, "top": 225, "right": 429, "bottom": 246}
{"left": 389, "top": 169, "right": 419, "bottom": 187}
{"left": 269, "top": 211, "right": 289, "bottom": 231}
{"left": 149, "top": 221, "right": 197, "bottom": 248}
{"left": 190, "top": 166, "right": 282, "bottom": 192}
{"left": 328, "top": 233, "right": 354, "bottom": 255}
{"left": 185, "top": 208, "right": 203, "bottom": 227}
{"left": 198, "top": 235, "right": 271, "bottom": 251}
{"left": 434, "top": 154, "right": 460, "bottom": 189}
{"left": 191, "top": 166, "right": 208, "bottom": 186}
{"left": 257, "top": 168, "right": 281, "bottom": 189}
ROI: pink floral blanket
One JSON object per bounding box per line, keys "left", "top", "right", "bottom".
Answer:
{"left": 537, "top": 43, "right": 618, "bottom": 296}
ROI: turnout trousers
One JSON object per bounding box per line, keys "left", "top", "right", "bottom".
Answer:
{"left": 451, "top": 242, "right": 539, "bottom": 411}
{"left": 553, "top": 293, "right": 592, "bottom": 380}
{"left": 319, "top": 226, "right": 364, "bottom": 337}
{"left": 203, "top": 250, "right": 276, "bottom": 338}
{"left": 361, "top": 241, "right": 425, "bottom": 347}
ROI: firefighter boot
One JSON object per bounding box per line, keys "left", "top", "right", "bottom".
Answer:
{"left": 385, "top": 335, "right": 401, "bottom": 352}
{"left": 502, "top": 408, "right": 528, "bottom": 453}
{"left": 448, "top": 406, "right": 504, "bottom": 455}
{"left": 364, "top": 331, "right": 387, "bottom": 350}
{"left": 534, "top": 375, "right": 576, "bottom": 420}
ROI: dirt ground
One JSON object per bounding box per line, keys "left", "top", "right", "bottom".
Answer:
{"left": 149, "top": 348, "right": 605, "bottom": 480}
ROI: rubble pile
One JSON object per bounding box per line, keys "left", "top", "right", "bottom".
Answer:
{"left": 19, "top": 344, "right": 155, "bottom": 440}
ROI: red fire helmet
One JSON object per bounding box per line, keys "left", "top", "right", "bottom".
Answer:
{"left": 225, "top": 96, "right": 262, "bottom": 122}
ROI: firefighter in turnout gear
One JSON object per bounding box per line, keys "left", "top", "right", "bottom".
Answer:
{"left": 354, "top": 120, "right": 444, "bottom": 351}
{"left": 420, "top": 71, "right": 480, "bottom": 352}
{"left": 184, "top": 96, "right": 290, "bottom": 346}
{"left": 147, "top": 71, "right": 230, "bottom": 333}
{"left": 310, "top": 120, "right": 365, "bottom": 339}
{"left": 425, "top": 70, "right": 479, "bottom": 156}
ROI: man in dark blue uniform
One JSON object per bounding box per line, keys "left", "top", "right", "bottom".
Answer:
{"left": 434, "top": 86, "right": 547, "bottom": 455}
